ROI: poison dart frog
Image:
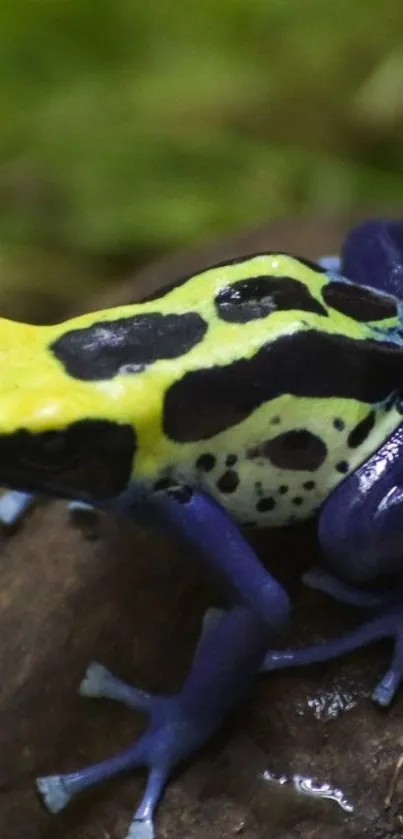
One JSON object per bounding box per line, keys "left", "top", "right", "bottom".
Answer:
{"left": 1, "top": 219, "right": 403, "bottom": 838}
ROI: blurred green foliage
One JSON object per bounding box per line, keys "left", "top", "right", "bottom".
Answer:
{"left": 0, "top": 0, "right": 403, "bottom": 316}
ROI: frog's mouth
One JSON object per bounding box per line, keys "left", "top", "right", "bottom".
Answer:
{"left": 0, "top": 419, "right": 136, "bottom": 501}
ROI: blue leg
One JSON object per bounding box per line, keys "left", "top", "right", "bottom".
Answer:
{"left": 341, "top": 218, "right": 403, "bottom": 297}
{"left": 261, "top": 425, "right": 403, "bottom": 708}
{"left": 37, "top": 489, "right": 290, "bottom": 839}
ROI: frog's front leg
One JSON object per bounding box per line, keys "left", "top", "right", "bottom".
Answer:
{"left": 37, "top": 488, "right": 290, "bottom": 839}
{"left": 262, "top": 424, "right": 403, "bottom": 708}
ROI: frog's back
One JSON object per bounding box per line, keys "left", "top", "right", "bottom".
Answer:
{"left": 49, "top": 253, "right": 403, "bottom": 527}
{"left": 138, "top": 253, "right": 403, "bottom": 527}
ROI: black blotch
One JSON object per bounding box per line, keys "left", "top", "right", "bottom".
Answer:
{"left": 255, "top": 480, "right": 263, "bottom": 497}
{"left": 397, "top": 399, "right": 403, "bottom": 415}
{"left": 216, "top": 275, "right": 328, "bottom": 324}
{"left": 279, "top": 484, "right": 289, "bottom": 494}
{"left": 292, "top": 496, "right": 303, "bottom": 506}
{"left": 336, "top": 460, "right": 349, "bottom": 474}
{"left": 248, "top": 430, "right": 327, "bottom": 472}
{"left": 196, "top": 453, "right": 216, "bottom": 472}
{"left": 0, "top": 420, "right": 135, "bottom": 501}
{"left": 163, "top": 330, "right": 403, "bottom": 442}
{"left": 333, "top": 418, "right": 345, "bottom": 431}
{"left": 347, "top": 411, "right": 376, "bottom": 448}
{"left": 51, "top": 312, "right": 207, "bottom": 381}
{"left": 256, "top": 497, "right": 276, "bottom": 512}
{"left": 226, "top": 454, "right": 238, "bottom": 467}
{"left": 303, "top": 480, "right": 315, "bottom": 490}
{"left": 271, "top": 415, "right": 281, "bottom": 425}
{"left": 217, "top": 470, "right": 239, "bottom": 494}
{"left": 322, "top": 281, "right": 398, "bottom": 322}
{"left": 140, "top": 252, "right": 326, "bottom": 303}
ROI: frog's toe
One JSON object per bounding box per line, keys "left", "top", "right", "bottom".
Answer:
{"left": 0, "top": 490, "right": 34, "bottom": 528}
{"left": 36, "top": 774, "right": 71, "bottom": 813}
{"left": 78, "top": 661, "right": 153, "bottom": 711}
{"left": 126, "top": 818, "right": 154, "bottom": 839}
{"left": 371, "top": 634, "right": 403, "bottom": 707}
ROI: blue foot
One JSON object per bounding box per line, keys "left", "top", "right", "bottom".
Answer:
{"left": 38, "top": 604, "right": 269, "bottom": 838}
{"left": 261, "top": 605, "right": 403, "bottom": 708}
{"left": 37, "top": 664, "right": 186, "bottom": 838}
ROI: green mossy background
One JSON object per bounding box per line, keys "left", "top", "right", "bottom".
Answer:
{"left": 0, "top": 0, "right": 403, "bottom": 319}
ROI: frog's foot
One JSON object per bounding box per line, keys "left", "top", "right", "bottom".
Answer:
{"left": 37, "top": 662, "right": 206, "bottom": 838}
{"left": 37, "top": 603, "right": 264, "bottom": 839}
{"left": 261, "top": 602, "right": 403, "bottom": 708}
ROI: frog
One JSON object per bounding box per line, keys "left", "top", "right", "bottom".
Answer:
{"left": 2, "top": 217, "right": 403, "bottom": 839}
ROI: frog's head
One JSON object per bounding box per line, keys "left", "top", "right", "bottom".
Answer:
{"left": 0, "top": 316, "right": 138, "bottom": 502}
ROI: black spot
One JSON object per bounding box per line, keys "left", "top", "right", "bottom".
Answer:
{"left": 303, "top": 480, "right": 315, "bottom": 490}
{"left": 347, "top": 411, "right": 376, "bottom": 448}
{"left": 0, "top": 420, "right": 135, "bottom": 501}
{"left": 163, "top": 330, "right": 403, "bottom": 442}
{"left": 217, "top": 470, "right": 239, "bottom": 494}
{"left": 397, "top": 399, "right": 403, "bottom": 415}
{"left": 216, "top": 276, "right": 328, "bottom": 324}
{"left": 226, "top": 454, "right": 238, "bottom": 467}
{"left": 279, "top": 484, "right": 289, "bottom": 494}
{"left": 51, "top": 312, "right": 207, "bottom": 381}
{"left": 333, "top": 418, "right": 345, "bottom": 431}
{"left": 244, "top": 521, "right": 258, "bottom": 528}
{"left": 271, "top": 416, "right": 281, "bottom": 425}
{"left": 248, "top": 430, "right": 327, "bottom": 472}
{"left": 292, "top": 496, "right": 303, "bottom": 506}
{"left": 322, "top": 281, "right": 398, "bottom": 322}
{"left": 140, "top": 252, "right": 326, "bottom": 304}
{"left": 256, "top": 497, "right": 276, "bottom": 512}
{"left": 255, "top": 481, "right": 263, "bottom": 496}
{"left": 336, "top": 460, "right": 349, "bottom": 474}
{"left": 196, "top": 453, "right": 216, "bottom": 472}
{"left": 153, "top": 477, "right": 174, "bottom": 492}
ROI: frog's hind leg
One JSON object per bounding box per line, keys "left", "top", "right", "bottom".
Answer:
{"left": 341, "top": 218, "right": 403, "bottom": 298}
{"left": 262, "top": 425, "right": 403, "bottom": 708}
